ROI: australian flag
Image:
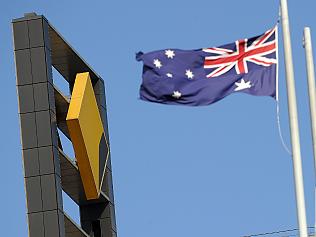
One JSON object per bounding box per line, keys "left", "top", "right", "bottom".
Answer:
{"left": 136, "top": 26, "right": 278, "bottom": 106}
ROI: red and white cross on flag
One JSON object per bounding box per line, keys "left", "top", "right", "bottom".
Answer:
{"left": 203, "top": 26, "right": 278, "bottom": 78}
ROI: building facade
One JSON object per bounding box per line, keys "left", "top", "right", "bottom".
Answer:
{"left": 13, "top": 13, "right": 117, "bottom": 237}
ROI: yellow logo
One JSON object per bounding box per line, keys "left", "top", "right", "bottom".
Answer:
{"left": 66, "top": 72, "right": 109, "bottom": 200}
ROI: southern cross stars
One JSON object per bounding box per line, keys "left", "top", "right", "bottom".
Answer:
{"left": 153, "top": 59, "right": 162, "bottom": 69}
{"left": 234, "top": 78, "right": 252, "bottom": 91}
{"left": 185, "top": 69, "right": 194, "bottom": 79}
{"left": 165, "top": 49, "right": 175, "bottom": 59}
{"left": 153, "top": 52, "right": 195, "bottom": 80}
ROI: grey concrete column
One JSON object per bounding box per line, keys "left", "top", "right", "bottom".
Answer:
{"left": 13, "top": 13, "right": 65, "bottom": 237}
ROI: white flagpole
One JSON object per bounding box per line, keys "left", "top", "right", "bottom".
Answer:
{"left": 280, "top": 0, "right": 308, "bottom": 237}
{"left": 303, "top": 27, "right": 316, "bottom": 237}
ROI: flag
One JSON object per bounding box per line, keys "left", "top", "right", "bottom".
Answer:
{"left": 136, "top": 26, "right": 278, "bottom": 106}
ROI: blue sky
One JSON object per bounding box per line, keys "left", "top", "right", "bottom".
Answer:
{"left": 1, "top": 0, "right": 316, "bottom": 236}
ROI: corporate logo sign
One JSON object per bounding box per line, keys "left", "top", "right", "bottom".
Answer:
{"left": 67, "top": 72, "right": 109, "bottom": 200}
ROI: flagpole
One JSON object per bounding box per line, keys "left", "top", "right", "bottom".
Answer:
{"left": 280, "top": 1, "right": 308, "bottom": 237}
{"left": 303, "top": 27, "right": 316, "bottom": 237}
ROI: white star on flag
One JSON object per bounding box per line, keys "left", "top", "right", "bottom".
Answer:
{"left": 172, "top": 91, "right": 181, "bottom": 99}
{"left": 165, "top": 49, "right": 175, "bottom": 59}
{"left": 166, "top": 73, "right": 173, "bottom": 78}
{"left": 185, "top": 69, "right": 194, "bottom": 79}
{"left": 234, "top": 79, "right": 252, "bottom": 91}
{"left": 153, "top": 59, "right": 162, "bottom": 69}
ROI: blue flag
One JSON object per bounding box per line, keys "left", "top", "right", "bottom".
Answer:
{"left": 136, "top": 26, "right": 278, "bottom": 106}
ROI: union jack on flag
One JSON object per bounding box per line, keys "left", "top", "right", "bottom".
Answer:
{"left": 136, "top": 26, "right": 278, "bottom": 106}
{"left": 203, "top": 27, "right": 277, "bottom": 78}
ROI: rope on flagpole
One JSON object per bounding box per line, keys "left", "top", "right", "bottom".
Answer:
{"left": 276, "top": 101, "right": 292, "bottom": 155}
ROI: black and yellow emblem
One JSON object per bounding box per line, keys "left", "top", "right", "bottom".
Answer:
{"left": 66, "top": 72, "right": 109, "bottom": 200}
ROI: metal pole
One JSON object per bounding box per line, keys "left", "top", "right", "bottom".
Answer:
{"left": 303, "top": 27, "right": 316, "bottom": 236}
{"left": 280, "top": 1, "right": 308, "bottom": 237}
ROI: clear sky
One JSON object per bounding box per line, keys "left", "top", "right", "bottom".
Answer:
{"left": 1, "top": 0, "right": 316, "bottom": 236}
